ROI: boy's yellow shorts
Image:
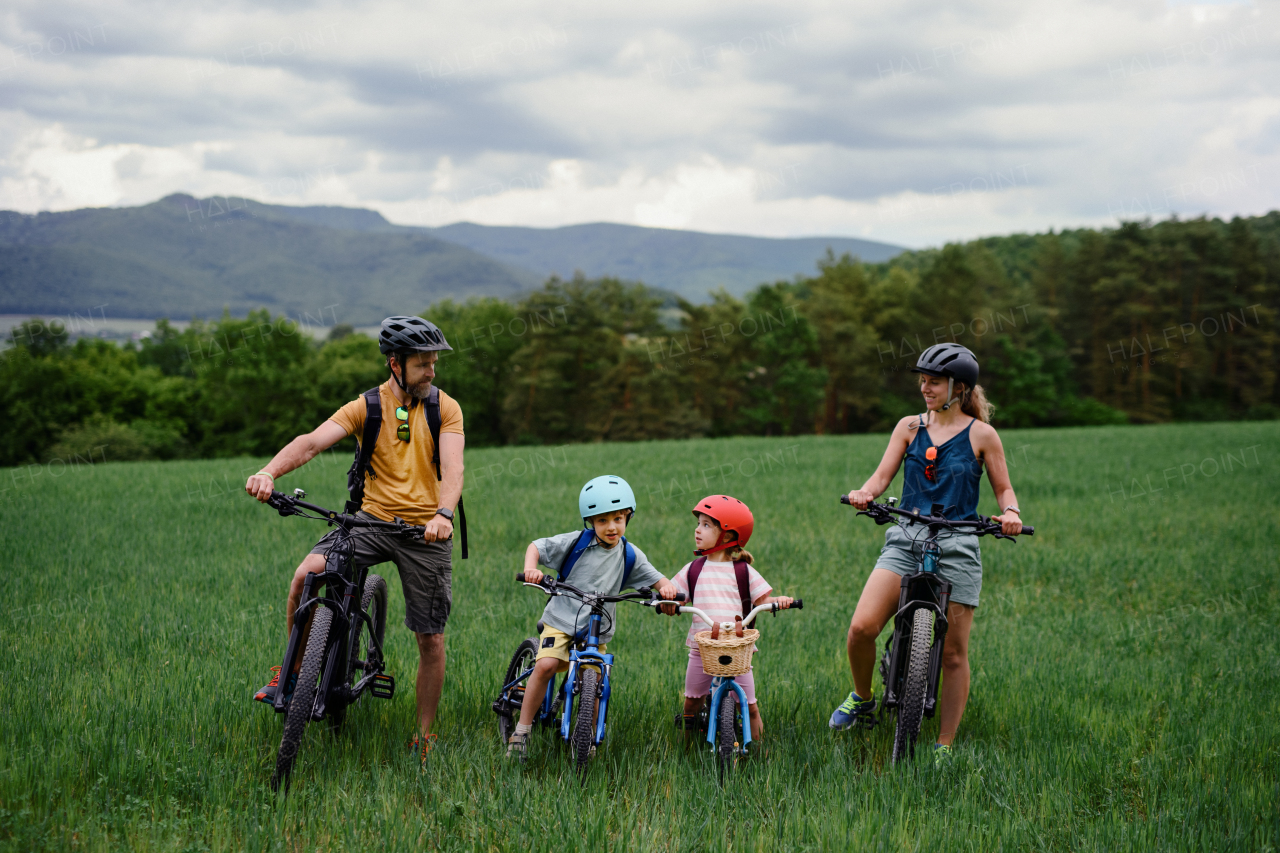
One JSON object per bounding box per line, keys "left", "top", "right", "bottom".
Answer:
{"left": 535, "top": 625, "right": 607, "bottom": 672}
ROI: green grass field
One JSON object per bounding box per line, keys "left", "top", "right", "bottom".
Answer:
{"left": 2, "top": 422, "right": 1277, "bottom": 851}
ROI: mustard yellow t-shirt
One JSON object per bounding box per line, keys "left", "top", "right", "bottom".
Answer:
{"left": 329, "top": 382, "right": 464, "bottom": 525}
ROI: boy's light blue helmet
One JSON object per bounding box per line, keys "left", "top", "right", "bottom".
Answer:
{"left": 579, "top": 475, "right": 637, "bottom": 525}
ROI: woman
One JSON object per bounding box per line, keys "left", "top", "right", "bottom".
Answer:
{"left": 829, "top": 343, "right": 1024, "bottom": 758}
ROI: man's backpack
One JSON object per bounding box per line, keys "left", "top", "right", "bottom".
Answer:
{"left": 686, "top": 557, "right": 754, "bottom": 625}
{"left": 345, "top": 385, "right": 468, "bottom": 558}
{"left": 557, "top": 528, "right": 636, "bottom": 588}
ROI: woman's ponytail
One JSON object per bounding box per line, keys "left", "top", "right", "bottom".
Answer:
{"left": 961, "top": 383, "right": 994, "bottom": 423}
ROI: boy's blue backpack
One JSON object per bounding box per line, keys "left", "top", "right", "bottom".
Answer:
{"left": 558, "top": 529, "right": 637, "bottom": 588}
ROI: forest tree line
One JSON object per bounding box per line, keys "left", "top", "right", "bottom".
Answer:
{"left": 2, "top": 212, "right": 1276, "bottom": 466}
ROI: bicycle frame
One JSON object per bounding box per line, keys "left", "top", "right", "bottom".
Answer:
{"left": 842, "top": 495, "right": 1033, "bottom": 725}
{"left": 557, "top": 611, "right": 613, "bottom": 744}
{"left": 266, "top": 490, "right": 415, "bottom": 717}
{"left": 674, "top": 601, "right": 799, "bottom": 752}
{"left": 879, "top": 531, "right": 951, "bottom": 717}
{"left": 495, "top": 576, "right": 672, "bottom": 753}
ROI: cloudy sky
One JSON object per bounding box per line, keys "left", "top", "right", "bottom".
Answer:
{"left": 0, "top": 0, "right": 1275, "bottom": 247}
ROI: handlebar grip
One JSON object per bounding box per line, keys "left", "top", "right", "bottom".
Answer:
{"left": 1021, "top": 526, "right": 1034, "bottom": 536}
{"left": 675, "top": 592, "right": 687, "bottom": 602}
{"left": 791, "top": 599, "right": 803, "bottom": 610}
{"left": 839, "top": 494, "right": 851, "bottom": 505}
{"left": 515, "top": 573, "right": 525, "bottom": 583}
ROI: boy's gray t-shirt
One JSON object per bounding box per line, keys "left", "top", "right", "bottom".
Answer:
{"left": 534, "top": 530, "right": 664, "bottom": 643}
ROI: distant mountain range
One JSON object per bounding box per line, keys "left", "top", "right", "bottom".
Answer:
{"left": 0, "top": 194, "right": 905, "bottom": 324}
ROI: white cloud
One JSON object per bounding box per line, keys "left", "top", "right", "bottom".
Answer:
{"left": 0, "top": 0, "right": 1276, "bottom": 246}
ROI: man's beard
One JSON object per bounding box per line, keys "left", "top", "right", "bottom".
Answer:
{"left": 407, "top": 377, "right": 433, "bottom": 399}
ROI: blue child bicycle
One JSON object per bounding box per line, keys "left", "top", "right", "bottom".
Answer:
{"left": 669, "top": 598, "right": 803, "bottom": 782}
{"left": 492, "top": 573, "right": 683, "bottom": 772}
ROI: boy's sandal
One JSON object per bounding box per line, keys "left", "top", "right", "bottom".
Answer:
{"left": 506, "top": 731, "right": 530, "bottom": 762}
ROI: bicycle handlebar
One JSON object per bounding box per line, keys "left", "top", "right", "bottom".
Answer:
{"left": 266, "top": 489, "right": 427, "bottom": 537}
{"left": 839, "top": 494, "right": 1033, "bottom": 539}
{"left": 665, "top": 598, "right": 804, "bottom": 631}
{"left": 515, "top": 572, "right": 687, "bottom": 605}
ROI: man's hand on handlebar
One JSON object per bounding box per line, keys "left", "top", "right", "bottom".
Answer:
{"left": 246, "top": 472, "right": 275, "bottom": 502}
{"left": 422, "top": 512, "right": 453, "bottom": 543}
{"left": 845, "top": 488, "right": 875, "bottom": 510}
{"left": 991, "top": 512, "right": 1023, "bottom": 536}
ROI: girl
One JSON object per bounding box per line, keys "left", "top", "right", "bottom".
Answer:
{"left": 667, "top": 495, "right": 793, "bottom": 741}
{"left": 829, "top": 343, "right": 1025, "bottom": 759}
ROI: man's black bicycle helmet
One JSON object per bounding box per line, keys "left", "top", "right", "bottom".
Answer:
{"left": 912, "top": 343, "right": 979, "bottom": 411}
{"left": 378, "top": 316, "right": 452, "bottom": 355}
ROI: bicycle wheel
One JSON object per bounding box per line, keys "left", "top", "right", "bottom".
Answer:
{"left": 497, "top": 638, "right": 539, "bottom": 746}
{"left": 892, "top": 607, "right": 933, "bottom": 763}
{"left": 571, "top": 667, "right": 600, "bottom": 774}
{"left": 273, "top": 606, "right": 332, "bottom": 791}
{"left": 329, "top": 574, "right": 388, "bottom": 733}
{"left": 716, "top": 691, "right": 742, "bottom": 785}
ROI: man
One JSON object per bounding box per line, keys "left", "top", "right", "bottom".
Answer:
{"left": 245, "top": 315, "right": 464, "bottom": 759}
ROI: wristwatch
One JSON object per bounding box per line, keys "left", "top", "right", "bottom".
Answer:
{"left": 1003, "top": 505, "right": 1021, "bottom": 515}
{"left": 435, "top": 507, "right": 455, "bottom": 521}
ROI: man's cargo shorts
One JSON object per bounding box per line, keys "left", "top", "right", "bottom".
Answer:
{"left": 309, "top": 512, "right": 452, "bottom": 634}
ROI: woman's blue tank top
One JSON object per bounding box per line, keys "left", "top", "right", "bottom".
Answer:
{"left": 901, "top": 414, "right": 984, "bottom": 521}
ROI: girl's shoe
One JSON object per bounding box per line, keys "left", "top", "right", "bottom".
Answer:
{"left": 828, "top": 691, "right": 877, "bottom": 730}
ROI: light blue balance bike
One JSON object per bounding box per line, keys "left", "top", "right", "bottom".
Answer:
{"left": 671, "top": 598, "right": 803, "bottom": 782}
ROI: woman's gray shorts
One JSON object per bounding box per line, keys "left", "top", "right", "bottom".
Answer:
{"left": 309, "top": 512, "right": 453, "bottom": 634}
{"left": 873, "top": 522, "right": 983, "bottom": 607}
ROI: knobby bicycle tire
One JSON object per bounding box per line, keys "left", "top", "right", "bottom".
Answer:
{"left": 329, "top": 574, "right": 388, "bottom": 733}
{"left": 892, "top": 607, "right": 933, "bottom": 763}
{"left": 571, "top": 667, "right": 600, "bottom": 774}
{"left": 498, "top": 638, "right": 539, "bottom": 747}
{"left": 273, "top": 606, "right": 332, "bottom": 791}
{"left": 717, "top": 691, "right": 741, "bottom": 786}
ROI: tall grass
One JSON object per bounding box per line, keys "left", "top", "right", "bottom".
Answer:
{"left": 1, "top": 422, "right": 1276, "bottom": 851}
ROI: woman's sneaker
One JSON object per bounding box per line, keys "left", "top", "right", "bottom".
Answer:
{"left": 828, "top": 691, "right": 877, "bottom": 730}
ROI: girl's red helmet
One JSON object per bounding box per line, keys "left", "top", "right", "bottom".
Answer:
{"left": 691, "top": 495, "right": 754, "bottom": 556}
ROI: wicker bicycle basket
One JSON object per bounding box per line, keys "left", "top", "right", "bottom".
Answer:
{"left": 694, "top": 628, "right": 759, "bottom": 677}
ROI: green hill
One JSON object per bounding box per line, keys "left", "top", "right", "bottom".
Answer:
{"left": 0, "top": 195, "right": 538, "bottom": 325}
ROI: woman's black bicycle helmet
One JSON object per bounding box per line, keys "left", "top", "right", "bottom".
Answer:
{"left": 378, "top": 316, "right": 452, "bottom": 355}
{"left": 911, "top": 343, "right": 979, "bottom": 411}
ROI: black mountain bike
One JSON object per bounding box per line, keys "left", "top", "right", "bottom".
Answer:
{"left": 262, "top": 488, "right": 422, "bottom": 790}
{"left": 840, "top": 495, "right": 1034, "bottom": 762}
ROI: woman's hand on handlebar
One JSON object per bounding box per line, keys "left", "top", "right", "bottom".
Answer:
{"left": 246, "top": 472, "right": 275, "bottom": 502}
{"left": 846, "top": 488, "right": 875, "bottom": 510}
{"left": 991, "top": 512, "right": 1023, "bottom": 536}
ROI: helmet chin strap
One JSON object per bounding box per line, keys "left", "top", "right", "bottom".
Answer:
{"left": 391, "top": 354, "right": 414, "bottom": 403}
{"left": 940, "top": 377, "right": 961, "bottom": 411}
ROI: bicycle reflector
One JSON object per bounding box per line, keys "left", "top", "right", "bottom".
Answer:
{"left": 925, "top": 446, "right": 938, "bottom": 481}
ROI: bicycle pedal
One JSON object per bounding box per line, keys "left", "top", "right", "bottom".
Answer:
{"left": 370, "top": 673, "right": 396, "bottom": 699}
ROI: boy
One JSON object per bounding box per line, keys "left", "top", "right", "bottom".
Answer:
{"left": 508, "top": 475, "right": 678, "bottom": 758}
